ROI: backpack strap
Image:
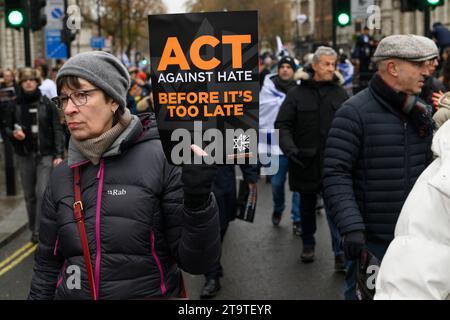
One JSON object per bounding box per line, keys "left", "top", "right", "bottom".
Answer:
{"left": 73, "top": 166, "right": 98, "bottom": 300}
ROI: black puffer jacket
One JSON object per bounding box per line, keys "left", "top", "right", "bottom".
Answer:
{"left": 275, "top": 79, "right": 348, "bottom": 193}
{"left": 322, "top": 77, "right": 433, "bottom": 244}
{"left": 29, "top": 113, "right": 220, "bottom": 299}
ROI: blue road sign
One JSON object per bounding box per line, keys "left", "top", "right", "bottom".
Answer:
{"left": 51, "top": 7, "right": 64, "bottom": 19}
{"left": 90, "top": 37, "right": 105, "bottom": 49}
{"left": 45, "top": 29, "right": 68, "bottom": 59}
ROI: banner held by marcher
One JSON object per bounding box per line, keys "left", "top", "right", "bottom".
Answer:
{"left": 148, "top": 11, "right": 259, "bottom": 165}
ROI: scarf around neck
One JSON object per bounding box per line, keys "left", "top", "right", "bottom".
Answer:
{"left": 272, "top": 76, "right": 296, "bottom": 94}
{"left": 370, "top": 74, "right": 434, "bottom": 137}
{"left": 72, "top": 108, "right": 132, "bottom": 165}
{"left": 17, "top": 89, "right": 41, "bottom": 105}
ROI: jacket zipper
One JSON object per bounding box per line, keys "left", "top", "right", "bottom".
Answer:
{"left": 56, "top": 261, "right": 68, "bottom": 289}
{"left": 150, "top": 230, "right": 167, "bottom": 296}
{"left": 94, "top": 159, "right": 105, "bottom": 299}
{"left": 404, "top": 122, "right": 410, "bottom": 195}
{"left": 36, "top": 101, "right": 41, "bottom": 157}
{"left": 53, "top": 234, "right": 59, "bottom": 256}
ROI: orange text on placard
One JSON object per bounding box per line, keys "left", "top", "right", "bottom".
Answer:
{"left": 157, "top": 35, "right": 251, "bottom": 71}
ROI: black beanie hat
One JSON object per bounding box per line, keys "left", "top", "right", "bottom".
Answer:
{"left": 278, "top": 56, "right": 297, "bottom": 71}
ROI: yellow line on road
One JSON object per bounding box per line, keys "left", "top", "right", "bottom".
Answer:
{"left": 0, "top": 242, "right": 37, "bottom": 277}
{"left": 0, "top": 242, "right": 34, "bottom": 269}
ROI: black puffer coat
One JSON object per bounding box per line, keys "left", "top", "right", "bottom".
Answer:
{"left": 275, "top": 79, "right": 349, "bottom": 193}
{"left": 29, "top": 113, "right": 220, "bottom": 299}
{"left": 322, "top": 78, "right": 433, "bottom": 244}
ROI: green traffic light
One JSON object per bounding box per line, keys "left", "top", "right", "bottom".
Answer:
{"left": 337, "top": 13, "right": 350, "bottom": 26}
{"left": 427, "top": 0, "right": 440, "bottom": 4}
{"left": 7, "top": 10, "right": 24, "bottom": 26}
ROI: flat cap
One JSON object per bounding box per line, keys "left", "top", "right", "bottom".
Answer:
{"left": 373, "top": 34, "right": 439, "bottom": 62}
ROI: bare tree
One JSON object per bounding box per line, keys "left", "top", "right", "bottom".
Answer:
{"left": 80, "top": 0, "right": 166, "bottom": 55}
{"left": 185, "top": 0, "right": 293, "bottom": 51}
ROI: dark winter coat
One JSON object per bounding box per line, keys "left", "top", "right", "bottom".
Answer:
{"left": 4, "top": 91, "right": 64, "bottom": 158}
{"left": 322, "top": 77, "right": 433, "bottom": 244}
{"left": 275, "top": 79, "right": 349, "bottom": 193}
{"left": 29, "top": 113, "right": 221, "bottom": 299}
{"left": 432, "top": 25, "right": 450, "bottom": 49}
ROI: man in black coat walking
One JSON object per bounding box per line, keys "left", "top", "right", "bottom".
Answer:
{"left": 275, "top": 46, "right": 348, "bottom": 269}
{"left": 322, "top": 34, "right": 436, "bottom": 299}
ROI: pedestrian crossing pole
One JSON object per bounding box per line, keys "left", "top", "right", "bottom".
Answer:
{"left": 20, "top": 0, "right": 32, "bottom": 67}
{"left": 332, "top": 0, "right": 337, "bottom": 49}
{"left": 424, "top": 5, "right": 431, "bottom": 37}
{"left": 3, "top": 137, "right": 16, "bottom": 196}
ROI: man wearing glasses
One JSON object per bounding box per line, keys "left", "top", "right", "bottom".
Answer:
{"left": 418, "top": 37, "right": 446, "bottom": 106}
{"left": 323, "top": 35, "right": 437, "bottom": 299}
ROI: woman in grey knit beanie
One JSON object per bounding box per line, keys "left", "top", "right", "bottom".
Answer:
{"left": 29, "top": 51, "right": 220, "bottom": 300}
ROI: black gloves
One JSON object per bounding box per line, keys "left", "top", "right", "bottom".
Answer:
{"left": 343, "top": 231, "right": 366, "bottom": 260}
{"left": 286, "top": 149, "right": 305, "bottom": 168}
{"left": 182, "top": 164, "right": 217, "bottom": 210}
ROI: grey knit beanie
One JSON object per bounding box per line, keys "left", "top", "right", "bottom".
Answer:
{"left": 56, "top": 51, "right": 130, "bottom": 109}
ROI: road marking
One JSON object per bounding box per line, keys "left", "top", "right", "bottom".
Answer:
{"left": 0, "top": 242, "right": 34, "bottom": 269}
{"left": 0, "top": 242, "right": 37, "bottom": 278}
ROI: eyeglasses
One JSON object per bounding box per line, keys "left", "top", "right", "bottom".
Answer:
{"left": 52, "top": 88, "right": 99, "bottom": 110}
{"left": 407, "top": 59, "right": 436, "bottom": 68}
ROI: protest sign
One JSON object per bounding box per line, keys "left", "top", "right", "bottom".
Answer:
{"left": 148, "top": 11, "right": 259, "bottom": 165}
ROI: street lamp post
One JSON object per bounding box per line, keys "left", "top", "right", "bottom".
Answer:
{"left": 22, "top": 0, "right": 31, "bottom": 67}
{"left": 424, "top": 5, "right": 431, "bottom": 37}
{"left": 296, "top": 0, "right": 300, "bottom": 57}
{"left": 97, "top": 0, "right": 102, "bottom": 37}
{"left": 332, "top": 0, "right": 337, "bottom": 49}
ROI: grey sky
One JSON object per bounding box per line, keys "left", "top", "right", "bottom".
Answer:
{"left": 164, "top": 0, "right": 190, "bottom": 13}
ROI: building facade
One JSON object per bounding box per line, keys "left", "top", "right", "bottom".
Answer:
{"left": 290, "top": 0, "right": 450, "bottom": 57}
{"left": 0, "top": 0, "right": 94, "bottom": 69}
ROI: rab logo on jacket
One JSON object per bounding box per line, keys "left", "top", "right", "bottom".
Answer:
{"left": 107, "top": 189, "right": 127, "bottom": 196}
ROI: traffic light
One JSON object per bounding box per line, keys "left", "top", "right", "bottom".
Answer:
{"left": 30, "top": 0, "right": 47, "bottom": 31}
{"left": 401, "top": 0, "right": 445, "bottom": 11}
{"left": 426, "top": 0, "right": 445, "bottom": 7}
{"left": 5, "top": 0, "right": 26, "bottom": 29}
{"left": 335, "top": 0, "right": 351, "bottom": 28}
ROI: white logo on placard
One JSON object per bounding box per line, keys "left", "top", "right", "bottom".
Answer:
{"left": 233, "top": 134, "right": 250, "bottom": 152}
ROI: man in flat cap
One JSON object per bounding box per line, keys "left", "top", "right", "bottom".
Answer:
{"left": 322, "top": 34, "right": 436, "bottom": 299}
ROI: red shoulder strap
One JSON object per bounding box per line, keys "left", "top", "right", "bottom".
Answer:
{"left": 179, "top": 274, "right": 188, "bottom": 299}
{"left": 73, "top": 166, "right": 98, "bottom": 300}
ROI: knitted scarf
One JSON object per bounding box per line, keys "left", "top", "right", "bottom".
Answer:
{"left": 370, "top": 74, "right": 434, "bottom": 137}
{"left": 72, "top": 109, "right": 132, "bottom": 165}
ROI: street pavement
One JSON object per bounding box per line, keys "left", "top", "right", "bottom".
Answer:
{"left": 0, "top": 148, "right": 344, "bottom": 300}
{"left": 184, "top": 174, "right": 344, "bottom": 300}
